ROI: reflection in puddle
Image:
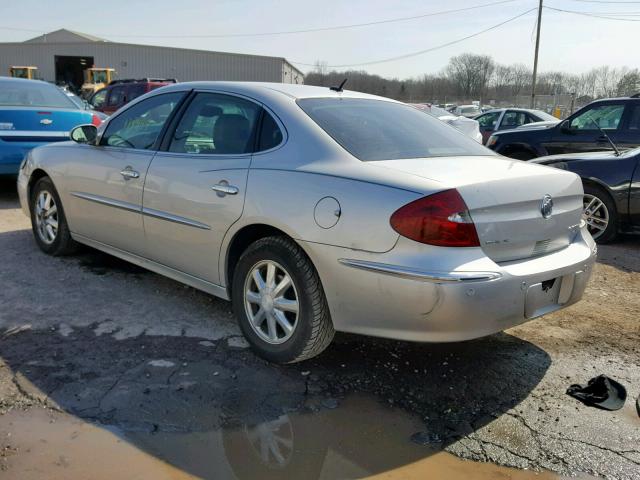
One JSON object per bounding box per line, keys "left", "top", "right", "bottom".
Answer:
{"left": 0, "top": 395, "right": 591, "bottom": 480}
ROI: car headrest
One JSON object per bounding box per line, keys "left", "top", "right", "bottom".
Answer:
{"left": 200, "top": 105, "right": 222, "bottom": 118}
{"left": 213, "top": 114, "right": 251, "bottom": 154}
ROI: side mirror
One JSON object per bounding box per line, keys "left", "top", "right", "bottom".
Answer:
{"left": 70, "top": 124, "right": 98, "bottom": 145}
{"left": 559, "top": 120, "right": 571, "bottom": 134}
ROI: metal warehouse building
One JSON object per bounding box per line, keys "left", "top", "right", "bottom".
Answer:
{"left": 0, "top": 29, "right": 304, "bottom": 90}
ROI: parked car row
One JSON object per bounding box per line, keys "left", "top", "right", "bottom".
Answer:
{"left": 87, "top": 78, "right": 177, "bottom": 115}
{"left": 411, "top": 103, "right": 483, "bottom": 143}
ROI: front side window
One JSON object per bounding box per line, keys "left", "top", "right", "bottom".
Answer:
{"left": 570, "top": 104, "right": 625, "bottom": 131}
{"left": 298, "top": 98, "right": 491, "bottom": 161}
{"left": 90, "top": 89, "right": 107, "bottom": 109}
{"left": 169, "top": 93, "right": 261, "bottom": 155}
{"left": 102, "top": 92, "right": 184, "bottom": 149}
{"left": 476, "top": 111, "right": 500, "bottom": 129}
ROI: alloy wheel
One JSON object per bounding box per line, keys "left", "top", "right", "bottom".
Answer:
{"left": 244, "top": 260, "right": 299, "bottom": 345}
{"left": 583, "top": 193, "right": 609, "bottom": 241}
{"left": 34, "top": 190, "right": 59, "bottom": 244}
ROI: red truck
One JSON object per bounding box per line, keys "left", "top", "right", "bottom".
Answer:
{"left": 88, "top": 78, "right": 177, "bottom": 115}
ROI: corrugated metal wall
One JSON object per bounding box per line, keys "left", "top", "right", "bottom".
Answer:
{"left": 0, "top": 42, "right": 304, "bottom": 84}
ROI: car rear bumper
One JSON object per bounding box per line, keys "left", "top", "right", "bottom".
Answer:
{"left": 301, "top": 227, "right": 596, "bottom": 342}
{"left": 0, "top": 136, "right": 67, "bottom": 175}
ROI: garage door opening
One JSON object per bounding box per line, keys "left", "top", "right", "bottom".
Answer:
{"left": 55, "top": 55, "right": 94, "bottom": 93}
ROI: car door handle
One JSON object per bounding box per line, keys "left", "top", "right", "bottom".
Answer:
{"left": 211, "top": 183, "right": 239, "bottom": 195}
{"left": 120, "top": 168, "right": 140, "bottom": 179}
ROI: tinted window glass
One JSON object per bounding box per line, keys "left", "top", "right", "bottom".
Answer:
{"left": 128, "top": 84, "right": 147, "bottom": 101}
{"left": 102, "top": 92, "right": 184, "bottom": 150}
{"left": 107, "top": 86, "right": 126, "bottom": 107}
{"left": 169, "top": 93, "right": 260, "bottom": 155}
{"left": 90, "top": 89, "right": 107, "bottom": 109}
{"left": 500, "top": 111, "right": 527, "bottom": 129}
{"left": 0, "top": 79, "right": 76, "bottom": 108}
{"left": 570, "top": 104, "right": 625, "bottom": 131}
{"left": 257, "top": 112, "right": 283, "bottom": 151}
{"left": 626, "top": 104, "right": 640, "bottom": 130}
{"left": 298, "top": 98, "right": 491, "bottom": 161}
{"left": 476, "top": 111, "right": 500, "bottom": 129}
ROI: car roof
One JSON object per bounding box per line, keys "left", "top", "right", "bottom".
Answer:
{"left": 156, "top": 81, "right": 391, "bottom": 101}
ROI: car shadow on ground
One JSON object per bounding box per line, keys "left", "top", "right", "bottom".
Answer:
{"left": 0, "top": 177, "right": 19, "bottom": 209}
{"left": 0, "top": 321, "right": 551, "bottom": 478}
{"left": 596, "top": 235, "right": 640, "bottom": 273}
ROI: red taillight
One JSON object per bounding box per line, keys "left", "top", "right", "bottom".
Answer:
{"left": 91, "top": 113, "right": 102, "bottom": 126}
{"left": 390, "top": 189, "right": 480, "bottom": 247}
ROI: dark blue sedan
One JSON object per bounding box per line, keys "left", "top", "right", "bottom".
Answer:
{"left": 0, "top": 77, "right": 102, "bottom": 176}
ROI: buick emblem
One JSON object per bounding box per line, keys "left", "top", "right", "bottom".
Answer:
{"left": 40, "top": 118, "right": 53, "bottom": 125}
{"left": 540, "top": 194, "right": 554, "bottom": 219}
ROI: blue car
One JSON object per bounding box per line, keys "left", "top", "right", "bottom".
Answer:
{"left": 0, "top": 77, "right": 102, "bottom": 176}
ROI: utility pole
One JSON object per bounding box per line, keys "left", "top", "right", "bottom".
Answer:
{"left": 530, "top": 0, "right": 543, "bottom": 108}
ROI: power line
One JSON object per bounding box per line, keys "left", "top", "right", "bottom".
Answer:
{"left": 569, "top": 0, "right": 640, "bottom": 4}
{"left": 545, "top": 5, "right": 640, "bottom": 20}
{"left": 292, "top": 8, "right": 537, "bottom": 68}
{"left": 0, "top": 0, "right": 523, "bottom": 39}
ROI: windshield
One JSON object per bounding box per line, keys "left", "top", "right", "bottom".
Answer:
{"left": 0, "top": 80, "right": 77, "bottom": 109}
{"left": 532, "top": 110, "right": 558, "bottom": 122}
{"left": 298, "top": 98, "right": 491, "bottom": 161}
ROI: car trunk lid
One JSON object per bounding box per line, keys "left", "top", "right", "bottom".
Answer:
{"left": 0, "top": 107, "right": 90, "bottom": 139}
{"left": 372, "top": 156, "right": 584, "bottom": 263}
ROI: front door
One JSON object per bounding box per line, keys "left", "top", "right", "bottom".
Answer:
{"left": 142, "top": 92, "right": 262, "bottom": 284}
{"left": 546, "top": 102, "right": 626, "bottom": 155}
{"left": 63, "top": 91, "right": 185, "bottom": 256}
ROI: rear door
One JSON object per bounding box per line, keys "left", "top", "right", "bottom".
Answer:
{"left": 62, "top": 91, "right": 185, "bottom": 255}
{"left": 142, "top": 91, "right": 264, "bottom": 284}
{"left": 547, "top": 102, "right": 626, "bottom": 154}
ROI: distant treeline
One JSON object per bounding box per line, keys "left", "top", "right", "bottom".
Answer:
{"left": 306, "top": 54, "right": 640, "bottom": 106}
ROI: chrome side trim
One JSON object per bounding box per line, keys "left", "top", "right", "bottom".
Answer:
{"left": 71, "top": 192, "right": 210, "bottom": 230}
{"left": 338, "top": 259, "right": 502, "bottom": 283}
{"left": 142, "top": 207, "right": 211, "bottom": 230}
{"left": 70, "top": 191, "right": 140, "bottom": 213}
{"left": 0, "top": 130, "right": 69, "bottom": 138}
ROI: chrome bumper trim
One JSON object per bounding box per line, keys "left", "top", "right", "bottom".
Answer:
{"left": 338, "top": 259, "right": 502, "bottom": 283}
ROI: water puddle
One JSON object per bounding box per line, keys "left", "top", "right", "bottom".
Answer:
{"left": 0, "top": 395, "right": 594, "bottom": 480}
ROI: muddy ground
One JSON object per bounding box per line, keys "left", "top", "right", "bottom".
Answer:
{"left": 0, "top": 179, "right": 638, "bottom": 479}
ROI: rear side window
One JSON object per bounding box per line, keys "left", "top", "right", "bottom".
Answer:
{"left": 298, "top": 98, "right": 490, "bottom": 161}
{"left": 107, "top": 86, "right": 126, "bottom": 107}
{"left": 626, "top": 104, "right": 640, "bottom": 130}
{"left": 257, "top": 112, "right": 284, "bottom": 151}
{"left": 169, "top": 92, "right": 261, "bottom": 155}
{"left": 128, "top": 84, "right": 147, "bottom": 101}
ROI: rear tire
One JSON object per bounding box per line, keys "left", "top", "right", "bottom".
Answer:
{"left": 232, "top": 236, "right": 334, "bottom": 364}
{"left": 583, "top": 184, "right": 617, "bottom": 244}
{"left": 30, "top": 177, "right": 78, "bottom": 256}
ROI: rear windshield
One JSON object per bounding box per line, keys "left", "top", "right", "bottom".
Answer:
{"left": 298, "top": 98, "right": 491, "bottom": 161}
{"left": 532, "top": 110, "right": 558, "bottom": 122}
{"left": 0, "top": 80, "right": 77, "bottom": 109}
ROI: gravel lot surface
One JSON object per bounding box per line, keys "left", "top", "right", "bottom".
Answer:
{"left": 0, "top": 179, "right": 638, "bottom": 479}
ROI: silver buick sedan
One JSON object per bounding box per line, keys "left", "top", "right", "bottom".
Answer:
{"left": 17, "top": 82, "right": 597, "bottom": 363}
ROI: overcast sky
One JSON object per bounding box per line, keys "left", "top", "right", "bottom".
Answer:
{"left": 0, "top": 0, "right": 636, "bottom": 78}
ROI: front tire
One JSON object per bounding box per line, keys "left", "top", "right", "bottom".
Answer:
{"left": 30, "top": 177, "right": 78, "bottom": 255}
{"left": 232, "top": 236, "right": 334, "bottom": 364}
{"left": 583, "top": 185, "right": 617, "bottom": 243}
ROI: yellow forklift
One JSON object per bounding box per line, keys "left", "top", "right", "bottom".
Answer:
{"left": 80, "top": 67, "right": 115, "bottom": 99}
{"left": 9, "top": 66, "right": 38, "bottom": 79}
